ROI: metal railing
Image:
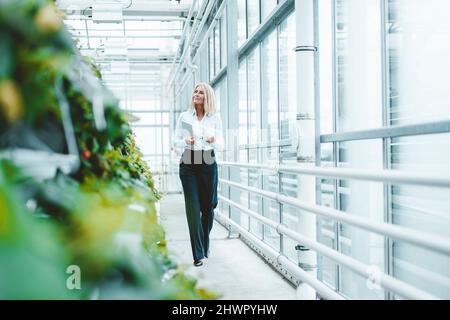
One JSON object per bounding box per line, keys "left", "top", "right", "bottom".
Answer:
{"left": 217, "top": 161, "right": 450, "bottom": 299}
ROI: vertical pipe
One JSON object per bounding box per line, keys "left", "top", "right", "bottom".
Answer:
{"left": 380, "top": 0, "right": 393, "bottom": 300}
{"left": 331, "top": 0, "right": 341, "bottom": 294}
{"left": 226, "top": 0, "right": 241, "bottom": 234}
{"left": 295, "top": 0, "right": 318, "bottom": 300}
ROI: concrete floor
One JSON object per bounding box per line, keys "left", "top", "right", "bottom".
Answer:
{"left": 159, "top": 194, "right": 297, "bottom": 300}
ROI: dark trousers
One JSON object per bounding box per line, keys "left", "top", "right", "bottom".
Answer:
{"left": 179, "top": 149, "right": 218, "bottom": 261}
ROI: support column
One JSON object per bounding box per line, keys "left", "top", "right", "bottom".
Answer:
{"left": 226, "top": 0, "right": 241, "bottom": 234}
{"left": 295, "top": 0, "right": 318, "bottom": 300}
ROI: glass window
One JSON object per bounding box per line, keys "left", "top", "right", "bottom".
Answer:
{"left": 262, "top": 170, "right": 280, "bottom": 250}
{"left": 239, "top": 61, "right": 248, "bottom": 146}
{"left": 386, "top": 0, "right": 450, "bottom": 299}
{"left": 390, "top": 133, "right": 450, "bottom": 298}
{"left": 337, "top": 139, "right": 385, "bottom": 299}
{"left": 220, "top": 13, "right": 227, "bottom": 68}
{"left": 335, "top": 0, "right": 383, "bottom": 132}
{"left": 215, "top": 25, "right": 221, "bottom": 74}
{"left": 261, "top": 0, "right": 278, "bottom": 22}
{"left": 319, "top": 0, "right": 334, "bottom": 135}
{"left": 247, "top": 0, "right": 260, "bottom": 37}
{"left": 238, "top": 0, "right": 247, "bottom": 47}
{"left": 133, "top": 127, "right": 157, "bottom": 156}
{"left": 129, "top": 112, "right": 155, "bottom": 125}
{"left": 279, "top": 13, "right": 296, "bottom": 144}
{"left": 200, "top": 44, "right": 209, "bottom": 82}
{"left": 261, "top": 31, "right": 279, "bottom": 144}
{"left": 247, "top": 48, "right": 260, "bottom": 145}
{"left": 209, "top": 35, "right": 215, "bottom": 80}
{"left": 387, "top": 0, "right": 450, "bottom": 126}
{"left": 239, "top": 149, "right": 250, "bottom": 230}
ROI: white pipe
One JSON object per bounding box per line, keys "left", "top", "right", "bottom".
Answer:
{"left": 218, "top": 195, "right": 440, "bottom": 300}
{"left": 166, "top": 0, "right": 198, "bottom": 91}
{"left": 189, "top": 0, "right": 217, "bottom": 52}
{"left": 219, "top": 161, "right": 450, "bottom": 189}
{"left": 191, "top": 0, "right": 227, "bottom": 64}
{"left": 219, "top": 178, "right": 450, "bottom": 256}
{"left": 295, "top": 0, "right": 317, "bottom": 300}
{"left": 174, "top": 0, "right": 226, "bottom": 99}
{"left": 215, "top": 211, "right": 345, "bottom": 300}
{"left": 168, "top": 0, "right": 210, "bottom": 89}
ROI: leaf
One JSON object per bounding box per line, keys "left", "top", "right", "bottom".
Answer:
{"left": 0, "top": 34, "right": 14, "bottom": 80}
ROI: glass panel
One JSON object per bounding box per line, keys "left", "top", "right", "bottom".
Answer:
{"left": 281, "top": 204, "right": 300, "bottom": 261}
{"left": 263, "top": 201, "right": 281, "bottom": 250}
{"left": 387, "top": 0, "right": 450, "bottom": 126}
{"left": 209, "top": 36, "right": 215, "bottom": 80}
{"left": 279, "top": 12, "right": 297, "bottom": 158}
{"left": 248, "top": 164, "right": 262, "bottom": 237}
{"left": 220, "top": 13, "right": 227, "bottom": 68}
{"left": 338, "top": 139, "right": 385, "bottom": 299}
{"left": 215, "top": 25, "right": 221, "bottom": 74}
{"left": 129, "top": 112, "right": 155, "bottom": 125}
{"left": 247, "top": 0, "right": 260, "bottom": 37}
{"left": 238, "top": 0, "right": 247, "bottom": 46}
{"left": 335, "top": 0, "right": 383, "bottom": 132}
{"left": 162, "top": 127, "right": 169, "bottom": 153}
{"left": 261, "top": 31, "right": 279, "bottom": 144}
{"left": 390, "top": 133, "right": 450, "bottom": 299}
{"left": 280, "top": 171, "right": 299, "bottom": 260}
{"left": 319, "top": 0, "right": 334, "bottom": 135}
{"left": 133, "top": 127, "right": 157, "bottom": 155}
{"left": 262, "top": 154, "right": 279, "bottom": 250}
{"left": 239, "top": 148, "right": 250, "bottom": 230}
{"left": 247, "top": 48, "right": 260, "bottom": 145}
{"left": 318, "top": 142, "right": 337, "bottom": 289}
{"left": 261, "top": 0, "right": 278, "bottom": 22}
{"left": 239, "top": 61, "right": 248, "bottom": 146}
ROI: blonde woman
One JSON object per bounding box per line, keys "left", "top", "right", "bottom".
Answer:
{"left": 173, "top": 83, "right": 224, "bottom": 267}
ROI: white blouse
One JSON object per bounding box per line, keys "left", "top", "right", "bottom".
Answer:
{"left": 173, "top": 110, "right": 224, "bottom": 152}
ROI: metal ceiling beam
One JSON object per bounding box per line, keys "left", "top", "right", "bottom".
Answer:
{"left": 70, "top": 34, "right": 181, "bottom": 39}
{"left": 58, "top": 1, "right": 191, "bottom": 17}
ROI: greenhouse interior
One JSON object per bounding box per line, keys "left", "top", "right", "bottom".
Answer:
{"left": 1, "top": 0, "right": 450, "bottom": 300}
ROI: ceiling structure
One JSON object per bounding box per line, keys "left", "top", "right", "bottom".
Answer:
{"left": 57, "top": 0, "right": 197, "bottom": 103}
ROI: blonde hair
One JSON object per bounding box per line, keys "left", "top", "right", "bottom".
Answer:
{"left": 189, "top": 82, "right": 217, "bottom": 114}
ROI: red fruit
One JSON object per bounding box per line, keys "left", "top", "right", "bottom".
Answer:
{"left": 81, "top": 150, "right": 91, "bottom": 160}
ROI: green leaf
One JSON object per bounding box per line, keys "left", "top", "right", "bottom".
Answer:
{"left": 0, "top": 34, "right": 14, "bottom": 80}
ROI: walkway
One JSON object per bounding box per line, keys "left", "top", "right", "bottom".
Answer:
{"left": 159, "top": 194, "right": 297, "bottom": 300}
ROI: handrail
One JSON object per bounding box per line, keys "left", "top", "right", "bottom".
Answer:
{"left": 219, "top": 161, "right": 450, "bottom": 188}
{"left": 215, "top": 210, "right": 346, "bottom": 300}
{"left": 218, "top": 196, "right": 439, "bottom": 300}
{"left": 218, "top": 178, "right": 450, "bottom": 256}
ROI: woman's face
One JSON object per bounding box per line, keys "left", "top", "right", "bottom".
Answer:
{"left": 192, "top": 87, "right": 205, "bottom": 106}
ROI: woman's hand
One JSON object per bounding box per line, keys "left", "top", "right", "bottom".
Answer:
{"left": 185, "top": 137, "right": 196, "bottom": 145}
{"left": 206, "top": 136, "right": 215, "bottom": 144}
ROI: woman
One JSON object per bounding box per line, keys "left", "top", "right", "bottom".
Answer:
{"left": 173, "top": 83, "right": 224, "bottom": 267}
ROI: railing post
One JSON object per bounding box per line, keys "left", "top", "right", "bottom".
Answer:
{"left": 295, "top": 0, "right": 318, "bottom": 300}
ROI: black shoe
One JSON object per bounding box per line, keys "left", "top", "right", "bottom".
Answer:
{"left": 193, "top": 260, "right": 203, "bottom": 267}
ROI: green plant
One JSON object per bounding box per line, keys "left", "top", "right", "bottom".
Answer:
{"left": 0, "top": 0, "right": 74, "bottom": 131}
{"left": 0, "top": 0, "right": 212, "bottom": 300}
